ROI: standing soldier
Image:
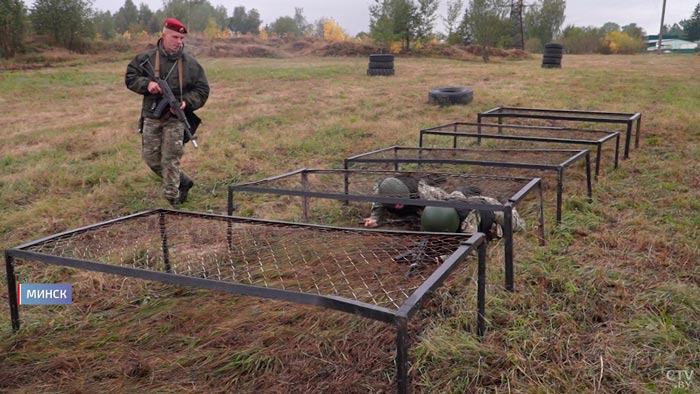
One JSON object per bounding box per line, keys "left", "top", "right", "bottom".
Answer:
{"left": 125, "top": 17, "right": 210, "bottom": 206}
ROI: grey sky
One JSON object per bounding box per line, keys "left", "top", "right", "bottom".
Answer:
{"left": 25, "top": 0, "right": 700, "bottom": 36}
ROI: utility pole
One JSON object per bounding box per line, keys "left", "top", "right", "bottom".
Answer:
{"left": 657, "top": 0, "right": 667, "bottom": 53}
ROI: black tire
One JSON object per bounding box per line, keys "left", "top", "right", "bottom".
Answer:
{"left": 541, "top": 63, "right": 561, "bottom": 69}
{"left": 367, "top": 68, "right": 395, "bottom": 76}
{"left": 428, "top": 87, "right": 473, "bottom": 106}
{"left": 542, "top": 60, "right": 562, "bottom": 66}
{"left": 368, "top": 61, "right": 395, "bottom": 69}
{"left": 544, "top": 43, "right": 563, "bottom": 50}
{"left": 542, "top": 55, "right": 562, "bottom": 62}
{"left": 369, "top": 54, "right": 394, "bottom": 62}
{"left": 543, "top": 48, "right": 564, "bottom": 55}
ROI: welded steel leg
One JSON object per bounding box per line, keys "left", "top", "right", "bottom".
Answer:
{"left": 301, "top": 172, "right": 309, "bottom": 221}
{"left": 159, "top": 212, "right": 171, "bottom": 273}
{"left": 595, "top": 145, "right": 602, "bottom": 178}
{"left": 556, "top": 170, "right": 563, "bottom": 224}
{"left": 635, "top": 116, "right": 641, "bottom": 149}
{"left": 614, "top": 134, "right": 620, "bottom": 170}
{"left": 585, "top": 152, "right": 593, "bottom": 203}
{"left": 537, "top": 182, "right": 546, "bottom": 246}
{"left": 624, "top": 122, "right": 633, "bottom": 159}
{"left": 504, "top": 206, "right": 514, "bottom": 292}
{"left": 5, "top": 254, "right": 20, "bottom": 331}
{"left": 396, "top": 318, "right": 409, "bottom": 394}
{"left": 227, "top": 188, "right": 234, "bottom": 215}
{"left": 477, "top": 241, "right": 486, "bottom": 337}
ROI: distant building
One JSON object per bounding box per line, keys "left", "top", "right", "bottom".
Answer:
{"left": 645, "top": 35, "right": 698, "bottom": 53}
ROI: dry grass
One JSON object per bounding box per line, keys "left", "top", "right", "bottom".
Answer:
{"left": 1, "top": 48, "right": 700, "bottom": 393}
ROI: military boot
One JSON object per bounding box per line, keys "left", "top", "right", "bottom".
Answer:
{"left": 178, "top": 174, "right": 194, "bottom": 204}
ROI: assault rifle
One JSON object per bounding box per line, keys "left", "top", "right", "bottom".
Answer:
{"left": 140, "top": 58, "right": 198, "bottom": 148}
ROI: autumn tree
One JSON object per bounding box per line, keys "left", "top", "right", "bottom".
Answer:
{"left": 323, "top": 18, "right": 349, "bottom": 41}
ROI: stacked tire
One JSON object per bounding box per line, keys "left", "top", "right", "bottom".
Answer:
{"left": 542, "top": 43, "right": 563, "bottom": 68}
{"left": 367, "top": 54, "right": 395, "bottom": 76}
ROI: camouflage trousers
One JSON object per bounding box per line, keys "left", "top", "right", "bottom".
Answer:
{"left": 142, "top": 117, "right": 186, "bottom": 201}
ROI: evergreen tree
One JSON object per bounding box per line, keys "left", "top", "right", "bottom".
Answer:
{"left": 31, "top": 0, "right": 94, "bottom": 51}
{"left": 114, "top": 0, "right": 138, "bottom": 33}
{"left": 524, "top": 0, "right": 565, "bottom": 47}
{"left": 0, "top": 0, "right": 27, "bottom": 58}
{"left": 414, "top": 0, "right": 439, "bottom": 43}
{"left": 680, "top": 3, "right": 700, "bottom": 41}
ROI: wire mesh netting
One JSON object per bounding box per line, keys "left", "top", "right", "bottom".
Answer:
{"left": 14, "top": 210, "right": 477, "bottom": 311}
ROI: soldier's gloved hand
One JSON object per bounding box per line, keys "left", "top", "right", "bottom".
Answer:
{"left": 363, "top": 218, "right": 379, "bottom": 228}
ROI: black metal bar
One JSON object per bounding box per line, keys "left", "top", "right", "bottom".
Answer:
{"left": 230, "top": 185, "right": 506, "bottom": 213}
{"left": 614, "top": 133, "right": 620, "bottom": 169}
{"left": 595, "top": 144, "right": 602, "bottom": 178}
{"left": 6, "top": 249, "right": 400, "bottom": 324}
{"left": 301, "top": 171, "right": 309, "bottom": 221}
{"left": 452, "top": 122, "right": 458, "bottom": 148}
{"left": 624, "top": 121, "right": 633, "bottom": 159}
{"left": 536, "top": 181, "right": 546, "bottom": 246}
{"left": 397, "top": 235, "right": 484, "bottom": 319}
{"left": 477, "top": 240, "right": 486, "bottom": 337}
{"left": 396, "top": 317, "right": 409, "bottom": 394}
{"left": 585, "top": 152, "right": 593, "bottom": 203}
{"left": 12, "top": 209, "right": 159, "bottom": 251}
{"left": 477, "top": 107, "right": 641, "bottom": 160}
{"left": 159, "top": 211, "right": 171, "bottom": 273}
{"left": 556, "top": 169, "right": 564, "bottom": 223}
{"left": 5, "top": 253, "right": 20, "bottom": 331}
{"left": 634, "top": 113, "right": 642, "bottom": 149}
{"left": 503, "top": 206, "right": 514, "bottom": 291}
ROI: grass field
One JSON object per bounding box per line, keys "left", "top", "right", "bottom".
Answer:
{"left": 1, "top": 50, "right": 699, "bottom": 393}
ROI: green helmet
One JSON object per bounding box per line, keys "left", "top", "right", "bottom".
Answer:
{"left": 420, "top": 206, "right": 460, "bottom": 232}
{"left": 378, "top": 177, "right": 410, "bottom": 198}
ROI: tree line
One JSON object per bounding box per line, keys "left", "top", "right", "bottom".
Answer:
{"left": 3, "top": 0, "right": 700, "bottom": 59}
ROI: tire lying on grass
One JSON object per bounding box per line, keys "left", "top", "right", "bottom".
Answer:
{"left": 428, "top": 87, "right": 474, "bottom": 106}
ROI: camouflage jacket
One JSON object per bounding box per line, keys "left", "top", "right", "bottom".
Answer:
{"left": 370, "top": 181, "right": 526, "bottom": 237}
{"left": 418, "top": 181, "right": 526, "bottom": 237}
{"left": 125, "top": 39, "right": 210, "bottom": 119}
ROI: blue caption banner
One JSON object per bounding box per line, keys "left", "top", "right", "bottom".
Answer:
{"left": 18, "top": 284, "right": 72, "bottom": 305}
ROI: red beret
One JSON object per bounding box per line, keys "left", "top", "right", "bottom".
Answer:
{"left": 164, "top": 18, "right": 187, "bottom": 34}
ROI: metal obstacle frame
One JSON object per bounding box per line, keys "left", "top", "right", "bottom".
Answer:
{"left": 343, "top": 146, "right": 592, "bottom": 224}
{"left": 4, "top": 209, "right": 487, "bottom": 394}
{"left": 227, "top": 168, "right": 545, "bottom": 292}
{"left": 419, "top": 121, "right": 620, "bottom": 177}
{"left": 477, "top": 105, "right": 642, "bottom": 159}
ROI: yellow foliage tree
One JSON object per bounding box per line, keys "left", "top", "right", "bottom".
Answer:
{"left": 259, "top": 28, "right": 269, "bottom": 40}
{"left": 602, "top": 31, "right": 646, "bottom": 54}
{"left": 323, "top": 19, "right": 349, "bottom": 41}
{"left": 204, "top": 18, "right": 219, "bottom": 40}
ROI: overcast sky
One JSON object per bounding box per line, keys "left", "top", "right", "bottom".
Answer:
{"left": 24, "top": 0, "right": 700, "bottom": 36}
